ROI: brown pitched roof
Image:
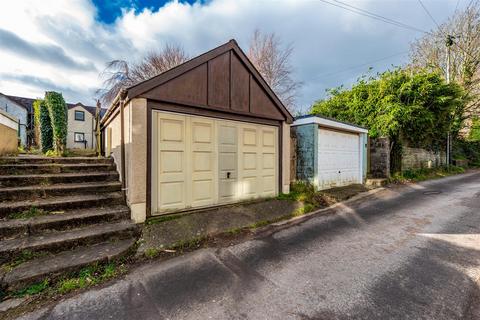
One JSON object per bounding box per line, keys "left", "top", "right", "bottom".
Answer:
{"left": 125, "top": 39, "right": 293, "bottom": 123}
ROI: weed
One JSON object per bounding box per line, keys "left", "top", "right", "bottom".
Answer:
{"left": 1, "top": 250, "right": 48, "bottom": 272}
{"left": 15, "top": 279, "right": 49, "bottom": 297}
{"left": 390, "top": 166, "right": 465, "bottom": 183}
{"left": 146, "top": 213, "right": 185, "bottom": 225}
{"left": 144, "top": 248, "right": 159, "bottom": 259}
{"left": 7, "top": 207, "right": 48, "bottom": 220}
{"left": 57, "top": 262, "right": 123, "bottom": 294}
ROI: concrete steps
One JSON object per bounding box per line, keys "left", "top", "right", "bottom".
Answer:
{"left": 0, "top": 193, "right": 124, "bottom": 218}
{"left": 0, "top": 163, "right": 116, "bottom": 175}
{"left": 0, "top": 156, "right": 139, "bottom": 296}
{"left": 0, "top": 206, "right": 130, "bottom": 240}
{"left": 0, "top": 156, "right": 113, "bottom": 164}
{"left": 2, "top": 238, "right": 136, "bottom": 292}
{"left": 0, "top": 171, "right": 119, "bottom": 187}
{"left": 0, "top": 221, "right": 139, "bottom": 264}
{"left": 0, "top": 181, "right": 122, "bottom": 201}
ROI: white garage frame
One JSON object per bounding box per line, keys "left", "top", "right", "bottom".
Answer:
{"left": 292, "top": 115, "right": 368, "bottom": 190}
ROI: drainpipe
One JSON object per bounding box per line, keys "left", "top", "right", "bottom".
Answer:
{"left": 119, "top": 89, "right": 127, "bottom": 202}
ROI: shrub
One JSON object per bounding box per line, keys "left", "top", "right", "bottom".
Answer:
{"left": 32, "top": 99, "right": 42, "bottom": 146}
{"left": 453, "top": 139, "right": 480, "bottom": 166}
{"left": 39, "top": 100, "right": 53, "bottom": 153}
{"left": 45, "top": 92, "right": 68, "bottom": 155}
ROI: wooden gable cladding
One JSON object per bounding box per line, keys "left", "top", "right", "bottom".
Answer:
{"left": 140, "top": 47, "right": 287, "bottom": 122}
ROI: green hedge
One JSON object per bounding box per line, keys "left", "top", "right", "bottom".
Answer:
{"left": 453, "top": 139, "right": 480, "bottom": 166}
{"left": 45, "top": 92, "right": 68, "bottom": 154}
{"left": 39, "top": 100, "right": 53, "bottom": 153}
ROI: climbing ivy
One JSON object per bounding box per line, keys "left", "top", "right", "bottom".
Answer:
{"left": 45, "top": 92, "right": 68, "bottom": 155}
{"left": 32, "top": 99, "right": 42, "bottom": 147}
{"left": 39, "top": 100, "right": 53, "bottom": 153}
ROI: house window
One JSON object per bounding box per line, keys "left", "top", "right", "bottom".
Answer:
{"left": 75, "top": 110, "right": 85, "bottom": 121}
{"left": 74, "top": 132, "right": 85, "bottom": 142}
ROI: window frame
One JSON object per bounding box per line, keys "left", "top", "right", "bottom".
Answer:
{"left": 74, "top": 110, "right": 85, "bottom": 121}
{"left": 74, "top": 132, "right": 85, "bottom": 142}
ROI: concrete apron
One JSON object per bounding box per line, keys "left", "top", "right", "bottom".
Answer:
{"left": 17, "top": 171, "right": 480, "bottom": 320}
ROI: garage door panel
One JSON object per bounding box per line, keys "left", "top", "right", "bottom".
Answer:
{"left": 160, "top": 151, "right": 184, "bottom": 173}
{"left": 219, "top": 179, "right": 237, "bottom": 199}
{"left": 159, "top": 181, "right": 185, "bottom": 208}
{"left": 243, "top": 152, "right": 257, "bottom": 170}
{"left": 318, "top": 128, "right": 360, "bottom": 190}
{"left": 242, "top": 177, "right": 257, "bottom": 196}
{"left": 160, "top": 119, "right": 184, "bottom": 142}
{"left": 153, "top": 111, "right": 278, "bottom": 214}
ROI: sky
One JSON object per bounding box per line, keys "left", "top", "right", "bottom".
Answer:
{"left": 0, "top": 0, "right": 465, "bottom": 112}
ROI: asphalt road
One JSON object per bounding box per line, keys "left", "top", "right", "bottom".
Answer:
{"left": 18, "top": 171, "right": 480, "bottom": 320}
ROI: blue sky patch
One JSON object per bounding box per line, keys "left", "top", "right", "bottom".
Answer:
{"left": 92, "top": 0, "right": 201, "bottom": 24}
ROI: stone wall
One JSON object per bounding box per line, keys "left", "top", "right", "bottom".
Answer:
{"left": 401, "top": 146, "right": 446, "bottom": 170}
{"left": 369, "top": 137, "right": 390, "bottom": 178}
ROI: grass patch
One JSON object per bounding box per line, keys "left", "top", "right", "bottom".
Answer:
{"left": 7, "top": 207, "right": 48, "bottom": 220}
{"left": 57, "top": 262, "right": 124, "bottom": 295}
{"left": 390, "top": 165, "right": 465, "bottom": 183}
{"left": 144, "top": 247, "right": 159, "bottom": 259}
{"left": 146, "top": 213, "right": 185, "bottom": 225}
{"left": 14, "top": 279, "right": 49, "bottom": 297}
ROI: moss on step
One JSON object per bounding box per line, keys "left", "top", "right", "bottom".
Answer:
{"left": 6, "top": 207, "right": 52, "bottom": 220}
{"left": 1, "top": 250, "right": 50, "bottom": 273}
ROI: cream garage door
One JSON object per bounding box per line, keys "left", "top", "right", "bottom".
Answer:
{"left": 317, "top": 128, "right": 360, "bottom": 189}
{"left": 152, "top": 111, "right": 277, "bottom": 214}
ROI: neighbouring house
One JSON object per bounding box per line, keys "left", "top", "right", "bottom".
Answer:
{"left": 66, "top": 103, "right": 101, "bottom": 149}
{"left": 292, "top": 115, "right": 368, "bottom": 190}
{"left": 2, "top": 94, "right": 105, "bottom": 149}
{"left": 0, "top": 109, "right": 18, "bottom": 155}
{"left": 0, "top": 93, "right": 29, "bottom": 146}
{"left": 101, "top": 39, "right": 293, "bottom": 223}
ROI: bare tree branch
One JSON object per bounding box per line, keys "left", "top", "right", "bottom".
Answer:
{"left": 409, "top": 0, "right": 480, "bottom": 128}
{"left": 97, "top": 44, "right": 189, "bottom": 106}
{"left": 248, "top": 29, "right": 302, "bottom": 113}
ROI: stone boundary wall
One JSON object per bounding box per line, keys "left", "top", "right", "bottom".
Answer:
{"left": 369, "top": 137, "right": 390, "bottom": 178}
{"left": 401, "top": 146, "right": 446, "bottom": 170}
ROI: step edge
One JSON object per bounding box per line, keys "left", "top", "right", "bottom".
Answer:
{"left": 0, "top": 221, "right": 138, "bottom": 253}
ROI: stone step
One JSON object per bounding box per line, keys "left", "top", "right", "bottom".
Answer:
{"left": 0, "top": 181, "right": 122, "bottom": 201}
{"left": 0, "top": 193, "right": 124, "bottom": 218}
{"left": 0, "top": 163, "right": 116, "bottom": 175}
{"left": 0, "top": 206, "right": 130, "bottom": 240}
{"left": 0, "top": 171, "right": 119, "bottom": 188}
{"left": 0, "top": 221, "right": 139, "bottom": 264}
{"left": 1, "top": 238, "right": 136, "bottom": 292}
{"left": 0, "top": 156, "right": 113, "bottom": 165}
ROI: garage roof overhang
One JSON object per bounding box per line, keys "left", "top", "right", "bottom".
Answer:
{"left": 101, "top": 39, "right": 294, "bottom": 128}
{"left": 292, "top": 115, "right": 368, "bottom": 134}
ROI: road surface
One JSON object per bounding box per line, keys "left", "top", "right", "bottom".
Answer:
{"left": 19, "top": 171, "right": 480, "bottom": 319}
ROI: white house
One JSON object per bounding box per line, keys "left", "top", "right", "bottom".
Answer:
{"left": 0, "top": 93, "right": 29, "bottom": 147}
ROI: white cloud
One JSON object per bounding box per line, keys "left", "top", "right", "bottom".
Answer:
{"left": 0, "top": 0, "right": 462, "bottom": 108}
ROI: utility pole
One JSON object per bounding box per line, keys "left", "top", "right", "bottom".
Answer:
{"left": 445, "top": 34, "right": 454, "bottom": 167}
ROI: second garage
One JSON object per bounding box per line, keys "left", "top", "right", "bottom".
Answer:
{"left": 292, "top": 115, "right": 368, "bottom": 190}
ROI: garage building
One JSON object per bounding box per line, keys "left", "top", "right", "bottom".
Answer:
{"left": 292, "top": 115, "right": 368, "bottom": 190}
{"left": 101, "top": 40, "right": 293, "bottom": 223}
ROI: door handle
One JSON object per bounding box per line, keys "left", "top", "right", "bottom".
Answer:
{"left": 227, "top": 172, "right": 231, "bottom": 179}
